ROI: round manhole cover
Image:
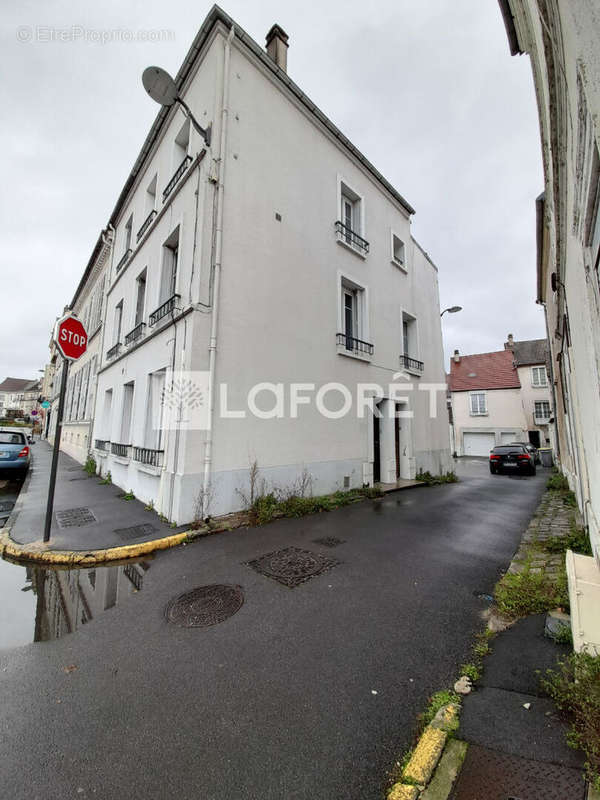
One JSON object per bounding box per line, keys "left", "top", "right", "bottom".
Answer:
{"left": 165, "top": 584, "right": 244, "bottom": 628}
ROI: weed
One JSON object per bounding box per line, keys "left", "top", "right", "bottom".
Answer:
{"left": 158, "top": 513, "right": 168, "bottom": 523}
{"left": 418, "top": 689, "right": 460, "bottom": 730}
{"left": 495, "top": 562, "right": 569, "bottom": 618}
{"left": 249, "top": 486, "right": 383, "bottom": 525}
{"left": 543, "top": 526, "right": 592, "bottom": 556}
{"left": 460, "top": 663, "right": 481, "bottom": 683}
{"left": 144, "top": 499, "right": 154, "bottom": 512}
{"left": 473, "top": 628, "right": 494, "bottom": 659}
{"left": 99, "top": 471, "right": 112, "bottom": 485}
{"left": 170, "top": 521, "right": 177, "bottom": 529}
{"left": 546, "top": 472, "right": 570, "bottom": 492}
{"left": 551, "top": 625, "right": 573, "bottom": 646}
{"left": 416, "top": 470, "right": 458, "bottom": 486}
{"left": 83, "top": 456, "right": 96, "bottom": 476}
{"left": 541, "top": 651, "right": 600, "bottom": 789}
{"left": 119, "top": 490, "right": 135, "bottom": 501}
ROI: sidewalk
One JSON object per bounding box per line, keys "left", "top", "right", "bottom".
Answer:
{"left": 1, "top": 441, "right": 190, "bottom": 563}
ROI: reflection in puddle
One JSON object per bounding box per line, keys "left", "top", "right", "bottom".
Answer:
{"left": 0, "top": 559, "right": 151, "bottom": 649}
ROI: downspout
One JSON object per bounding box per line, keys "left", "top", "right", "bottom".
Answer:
{"left": 202, "top": 24, "right": 234, "bottom": 515}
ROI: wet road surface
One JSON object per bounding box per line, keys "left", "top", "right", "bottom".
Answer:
{"left": 0, "top": 460, "right": 548, "bottom": 799}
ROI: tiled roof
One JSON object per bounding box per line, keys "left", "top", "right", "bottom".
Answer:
{"left": 0, "top": 377, "right": 35, "bottom": 393}
{"left": 507, "top": 338, "right": 549, "bottom": 366}
{"left": 448, "top": 349, "right": 521, "bottom": 391}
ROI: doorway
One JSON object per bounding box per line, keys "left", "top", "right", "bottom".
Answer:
{"left": 373, "top": 410, "right": 381, "bottom": 483}
{"left": 528, "top": 430, "right": 541, "bottom": 448}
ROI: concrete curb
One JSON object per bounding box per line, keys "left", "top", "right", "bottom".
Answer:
{"left": 0, "top": 527, "right": 195, "bottom": 566}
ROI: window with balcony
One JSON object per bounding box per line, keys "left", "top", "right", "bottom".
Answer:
{"left": 470, "top": 392, "right": 487, "bottom": 415}
{"left": 137, "top": 176, "right": 158, "bottom": 242}
{"left": 163, "top": 121, "right": 191, "bottom": 202}
{"left": 118, "top": 382, "right": 134, "bottom": 454}
{"left": 126, "top": 269, "right": 147, "bottom": 346}
{"left": 336, "top": 276, "right": 373, "bottom": 358}
{"left": 336, "top": 179, "right": 368, "bottom": 256}
{"left": 531, "top": 366, "right": 547, "bottom": 387}
{"left": 143, "top": 369, "right": 166, "bottom": 452}
{"left": 400, "top": 312, "right": 423, "bottom": 373}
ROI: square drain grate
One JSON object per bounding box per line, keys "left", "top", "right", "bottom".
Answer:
{"left": 313, "top": 536, "right": 345, "bottom": 548}
{"left": 55, "top": 507, "right": 97, "bottom": 528}
{"left": 245, "top": 546, "right": 340, "bottom": 588}
{"left": 113, "top": 523, "right": 157, "bottom": 541}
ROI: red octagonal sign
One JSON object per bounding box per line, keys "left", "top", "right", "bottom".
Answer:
{"left": 54, "top": 314, "right": 88, "bottom": 361}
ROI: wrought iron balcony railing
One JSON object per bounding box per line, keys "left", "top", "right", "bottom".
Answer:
{"left": 111, "top": 442, "right": 130, "bottom": 458}
{"left": 94, "top": 439, "right": 110, "bottom": 452}
{"left": 336, "top": 333, "right": 374, "bottom": 356}
{"left": 162, "top": 155, "right": 192, "bottom": 202}
{"left": 335, "top": 221, "right": 370, "bottom": 255}
{"left": 106, "top": 342, "right": 121, "bottom": 360}
{"left": 136, "top": 210, "right": 157, "bottom": 242}
{"left": 115, "top": 249, "right": 132, "bottom": 273}
{"left": 149, "top": 294, "right": 180, "bottom": 327}
{"left": 125, "top": 322, "right": 146, "bottom": 346}
{"left": 400, "top": 354, "right": 424, "bottom": 373}
{"left": 133, "top": 447, "right": 164, "bottom": 467}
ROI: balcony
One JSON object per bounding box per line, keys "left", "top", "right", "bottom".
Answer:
{"left": 106, "top": 342, "right": 121, "bottom": 360}
{"left": 111, "top": 442, "right": 131, "bottom": 458}
{"left": 162, "top": 155, "right": 192, "bottom": 202}
{"left": 115, "top": 248, "right": 132, "bottom": 274}
{"left": 335, "top": 221, "right": 370, "bottom": 256}
{"left": 336, "top": 332, "right": 374, "bottom": 358}
{"left": 133, "top": 447, "right": 164, "bottom": 468}
{"left": 400, "top": 354, "right": 424, "bottom": 375}
{"left": 149, "top": 294, "right": 180, "bottom": 327}
{"left": 94, "top": 439, "right": 110, "bottom": 452}
{"left": 125, "top": 322, "right": 146, "bottom": 346}
{"left": 136, "top": 210, "right": 157, "bottom": 242}
{"left": 534, "top": 415, "right": 551, "bottom": 426}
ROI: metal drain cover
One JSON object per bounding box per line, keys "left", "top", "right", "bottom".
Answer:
{"left": 165, "top": 585, "right": 244, "bottom": 628}
{"left": 245, "top": 546, "right": 340, "bottom": 588}
{"left": 313, "top": 537, "right": 345, "bottom": 548}
{"left": 55, "top": 507, "right": 97, "bottom": 528}
{"left": 113, "top": 523, "right": 157, "bottom": 540}
{"left": 450, "top": 744, "right": 585, "bottom": 800}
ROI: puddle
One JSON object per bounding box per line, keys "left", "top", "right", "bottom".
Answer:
{"left": 0, "top": 556, "right": 151, "bottom": 649}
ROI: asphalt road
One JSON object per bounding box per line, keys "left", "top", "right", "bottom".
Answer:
{"left": 0, "top": 460, "right": 548, "bottom": 800}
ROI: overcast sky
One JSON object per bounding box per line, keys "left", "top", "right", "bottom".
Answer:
{"left": 0, "top": 0, "right": 545, "bottom": 380}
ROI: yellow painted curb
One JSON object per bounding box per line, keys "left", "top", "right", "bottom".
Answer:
{"left": 387, "top": 783, "right": 419, "bottom": 800}
{"left": 0, "top": 528, "right": 192, "bottom": 566}
{"left": 403, "top": 726, "right": 447, "bottom": 786}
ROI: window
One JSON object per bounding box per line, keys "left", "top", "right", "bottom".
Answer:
{"left": 160, "top": 228, "right": 179, "bottom": 304}
{"left": 174, "top": 119, "right": 190, "bottom": 167}
{"left": 531, "top": 366, "right": 547, "bottom": 387}
{"left": 337, "top": 275, "right": 372, "bottom": 356}
{"left": 336, "top": 179, "right": 368, "bottom": 255}
{"left": 114, "top": 301, "right": 123, "bottom": 344}
{"left": 392, "top": 233, "right": 406, "bottom": 267}
{"left": 470, "top": 392, "right": 487, "bottom": 415}
{"left": 343, "top": 288, "right": 358, "bottom": 346}
{"left": 121, "top": 382, "right": 134, "bottom": 443}
{"left": 103, "top": 389, "right": 113, "bottom": 441}
{"left": 535, "top": 401, "right": 551, "bottom": 420}
{"left": 135, "top": 269, "right": 147, "bottom": 326}
{"left": 145, "top": 370, "right": 166, "bottom": 450}
{"left": 124, "top": 215, "right": 133, "bottom": 252}
{"left": 145, "top": 175, "right": 157, "bottom": 214}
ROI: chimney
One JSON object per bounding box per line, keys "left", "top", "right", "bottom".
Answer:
{"left": 453, "top": 349, "right": 460, "bottom": 364}
{"left": 506, "top": 333, "right": 514, "bottom": 349}
{"left": 266, "top": 24, "right": 289, "bottom": 72}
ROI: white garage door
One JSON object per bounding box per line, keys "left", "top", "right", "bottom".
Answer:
{"left": 463, "top": 432, "right": 496, "bottom": 456}
{"left": 500, "top": 432, "right": 517, "bottom": 444}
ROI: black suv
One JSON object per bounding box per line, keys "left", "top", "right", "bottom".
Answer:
{"left": 489, "top": 444, "right": 536, "bottom": 476}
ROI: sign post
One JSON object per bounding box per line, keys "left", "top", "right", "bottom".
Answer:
{"left": 43, "top": 314, "right": 88, "bottom": 543}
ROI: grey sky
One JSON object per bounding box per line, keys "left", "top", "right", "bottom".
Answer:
{"left": 0, "top": 0, "right": 544, "bottom": 381}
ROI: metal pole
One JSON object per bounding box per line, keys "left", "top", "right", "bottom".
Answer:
{"left": 43, "top": 357, "right": 69, "bottom": 543}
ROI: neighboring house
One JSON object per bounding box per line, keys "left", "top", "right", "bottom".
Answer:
{"left": 0, "top": 377, "right": 39, "bottom": 417}
{"left": 50, "top": 230, "right": 113, "bottom": 463}
{"left": 67, "top": 7, "right": 453, "bottom": 523}
{"left": 504, "top": 334, "right": 554, "bottom": 449}
{"left": 499, "top": 0, "right": 600, "bottom": 652}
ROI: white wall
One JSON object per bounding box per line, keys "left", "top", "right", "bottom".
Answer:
{"left": 451, "top": 387, "right": 528, "bottom": 455}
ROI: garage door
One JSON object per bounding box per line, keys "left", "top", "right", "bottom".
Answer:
{"left": 463, "top": 432, "right": 496, "bottom": 456}
{"left": 500, "top": 432, "right": 517, "bottom": 444}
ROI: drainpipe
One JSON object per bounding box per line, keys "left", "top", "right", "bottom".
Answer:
{"left": 201, "top": 25, "right": 234, "bottom": 515}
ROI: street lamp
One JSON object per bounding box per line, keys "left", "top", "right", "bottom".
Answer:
{"left": 441, "top": 306, "right": 462, "bottom": 317}
{"left": 142, "top": 66, "right": 211, "bottom": 146}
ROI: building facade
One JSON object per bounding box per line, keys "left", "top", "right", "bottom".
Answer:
{"left": 449, "top": 337, "right": 553, "bottom": 457}
{"left": 499, "top": 0, "right": 600, "bottom": 652}
{"left": 0, "top": 377, "right": 41, "bottom": 418}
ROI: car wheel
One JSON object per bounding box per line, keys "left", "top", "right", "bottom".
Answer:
{"left": 489, "top": 465, "right": 497, "bottom": 474}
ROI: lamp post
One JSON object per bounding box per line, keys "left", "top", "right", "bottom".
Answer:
{"left": 440, "top": 306, "right": 462, "bottom": 317}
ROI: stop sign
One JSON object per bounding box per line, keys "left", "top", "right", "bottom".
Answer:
{"left": 55, "top": 314, "right": 88, "bottom": 361}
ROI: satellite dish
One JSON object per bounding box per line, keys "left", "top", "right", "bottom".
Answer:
{"left": 142, "top": 66, "right": 178, "bottom": 107}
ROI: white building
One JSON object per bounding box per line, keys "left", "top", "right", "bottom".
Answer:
{"left": 499, "top": 0, "right": 600, "bottom": 652}
{"left": 0, "top": 377, "right": 40, "bottom": 418}
{"left": 77, "top": 7, "right": 452, "bottom": 522}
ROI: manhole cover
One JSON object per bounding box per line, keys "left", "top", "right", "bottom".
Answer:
{"left": 450, "top": 744, "right": 585, "bottom": 800}
{"left": 245, "top": 546, "right": 340, "bottom": 588}
{"left": 113, "top": 523, "right": 157, "bottom": 540}
{"left": 313, "top": 536, "right": 345, "bottom": 548}
{"left": 55, "top": 507, "right": 97, "bottom": 528}
{"left": 165, "top": 585, "right": 244, "bottom": 628}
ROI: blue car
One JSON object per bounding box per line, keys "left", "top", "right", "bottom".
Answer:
{"left": 0, "top": 430, "right": 30, "bottom": 480}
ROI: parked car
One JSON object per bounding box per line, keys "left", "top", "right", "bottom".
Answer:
{"left": 489, "top": 444, "right": 536, "bottom": 476}
{"left": 506, "top": 441, "right": 540, "bottom": 464}
{"left": 0, "top": 430, "right": 30, "bottom": 480}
